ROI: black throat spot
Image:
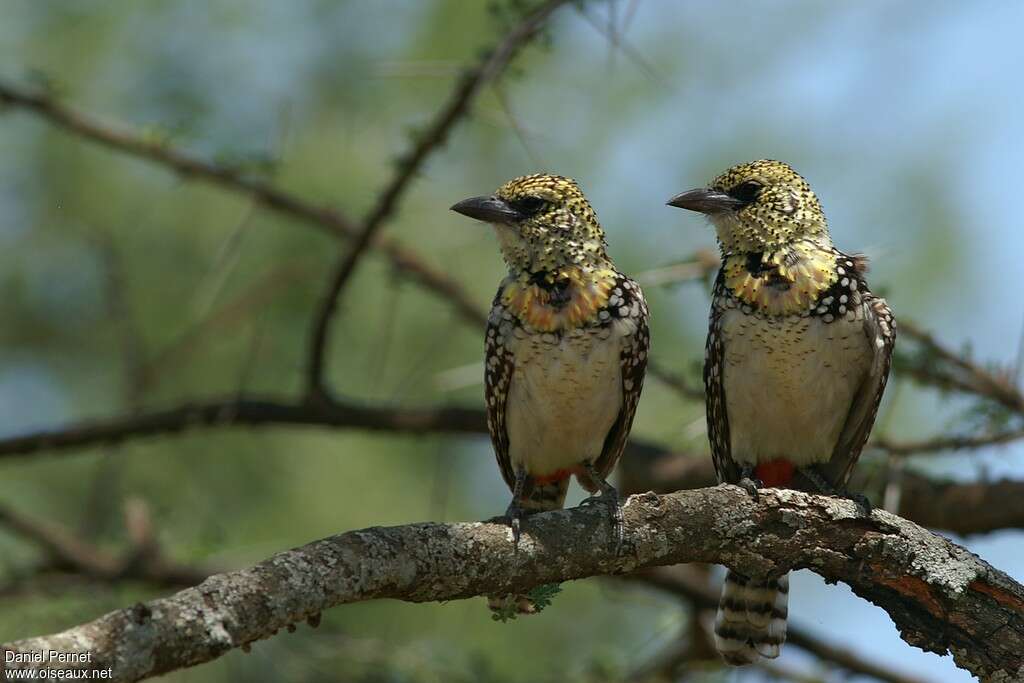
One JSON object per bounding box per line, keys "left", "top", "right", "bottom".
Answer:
{"left": 745, "top": 252, "right": 791, "bottom": 290}
{"left": 528, "top": 270, "right": 572, "bottom": 309}
{"left": 745, "top": 252, "right": 772, "bottom": 278}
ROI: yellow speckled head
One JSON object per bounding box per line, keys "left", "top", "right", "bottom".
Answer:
{"left": 451, "top": 173, "right": 609, "bottom": 274}
{"left": 668, "top": 160, "right": 830, "bottom": 253}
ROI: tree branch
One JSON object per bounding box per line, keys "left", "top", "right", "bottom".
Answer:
{"left": 873, "top": 427, "right": 1024, "bottom": 456}
{"left": 0, "top": 396, "right": 485, "bottom": 460}
{"left": 619, "top": 448, "right": 1024, "bottom": 536}
{"left": 0, "top": 81, "right": 361, "bottom": 239}
{"left": 0, "top": 81, "right": 486, "bottom": 328}
{"left": 306, "top": 0, "right": 573, "bottom": 397}
{"left": 0, "top": 501, "right": 211, "bottom": 589}
{"left": 895, "top": 475, "right": 1024, "bottom": 537}
{"left": 643, "top": 360, "right": 705, "bottom": 401}
{"left": 898, "top": 320, "right": 1024, "bottom": 416}
{"left": 4, "top": 488, "right": 1021, "bottom": 681}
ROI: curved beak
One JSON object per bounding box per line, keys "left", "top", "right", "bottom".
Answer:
{"left": 450, "top": 195, "right": 521, "bottom": 224}
{"left": 666, "top": 188, "right": 745, "bottom": 214}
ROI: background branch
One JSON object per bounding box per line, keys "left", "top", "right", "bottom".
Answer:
{"left": 0, "top": 501, "right": 211, "bottom": 589}
{"left": 899, "top": 321, "right": 1024, "bottom": 415}
{"left": 0, "top": 80, "right": 486, "bottom": 328}
{"left": 306, "top": 0, "right": 573, "bottom": 398}
{"left": 0, "top": 396, "right": 486, "bottom": 460}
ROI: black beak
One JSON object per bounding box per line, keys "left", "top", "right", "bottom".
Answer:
{"left": 666, "top": 188, "right": 745, "bottom": 214}
{"left": 450, "top": 195, "right": 521, "bottom": 223}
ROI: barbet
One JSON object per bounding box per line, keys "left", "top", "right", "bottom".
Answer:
{"left": 452, "top": 174, "right": 649, "bottom": 612}
{"left": 668, "top": 160, "right": 895, "bottom": 664}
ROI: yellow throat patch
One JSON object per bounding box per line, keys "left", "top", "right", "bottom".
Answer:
{"left": 502, "top": 267, "right": 617, "bottom": 332}
{"left": 723, "top": 242, "right": 837, "bottom": 316}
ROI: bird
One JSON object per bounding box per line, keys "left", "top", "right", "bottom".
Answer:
{"left": 451, "top": 173, "right": 650, "bottom": 614}
{"left": 667, "top": 160, "right": 896, "bottom": 665}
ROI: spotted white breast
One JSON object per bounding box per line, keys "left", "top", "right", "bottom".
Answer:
{"left": 504, "top": 319, "right": 634, "bottom": 477}
{"left": 721, "top": 305, "right": 873, "bottom": 467}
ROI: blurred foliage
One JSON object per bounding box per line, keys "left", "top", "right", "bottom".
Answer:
{"left": 0, "top": 2, "right": 1019, "bottom": 682}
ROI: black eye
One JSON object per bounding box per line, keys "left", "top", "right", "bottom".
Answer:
{"left": 729, "top": 180, "right": 763, "bottom": 204}
{"left": 510, "top": 196, "right": 547, "bottom": 217}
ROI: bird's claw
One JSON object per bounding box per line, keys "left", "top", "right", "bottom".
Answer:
{"left": 505, "top": 502, "right": 524, "bottom": 548}
{"left": 799, "top": 466, "right": 872, "bottom": 516}
{"left": 845, "top": 490, "right": 873, "bottom": 516}
{"left": 581, "top": 487, "right": 625, "bottom": 555}
{"left": 737, "top": 465, "right": 762, "bottom": 500}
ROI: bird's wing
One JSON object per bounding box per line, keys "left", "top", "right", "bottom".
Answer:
{"left": 705, "top": 271, "right": 740, "bottom": 484}
{"left": 485, "top": 291, "right": 518, "bottom": 491}
{"left": 593, "top": 275, "right": 651, "bottom": 477}
{"left": 824, "top": 293, "right": 897, "bottom": 488}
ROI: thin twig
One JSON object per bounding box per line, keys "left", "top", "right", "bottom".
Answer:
{"left": 873, "top": 427, "right": 1024, "bottom": 456}
{"left": 634, "top": 250, "right": 719, "bottom": 287}
{"left": 136, "top": 258, "right": 314, "bottom": 395}
{"left": 645, "top": 359, "right": 704, "bottom": 401}
{"left": 305, "top": 0, "right": 573, "bottom": 398}
{"left": 0, "top": 80, "right": 486, "bottom": 328}
{"left": 85, "top": 228, "right": 147, "bottom": 409}
{"left": 0, "top": 83, "right": 357, "bottom": 238}
{"left": 899, "top": 319, "right": 1024, "bottom": 415}
{"left": 0, "top": 501, "right": 210, "bottom": 588}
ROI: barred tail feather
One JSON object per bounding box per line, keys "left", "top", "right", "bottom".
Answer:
{"left": 714, "top": 570, "right": 789, "bottom": 665}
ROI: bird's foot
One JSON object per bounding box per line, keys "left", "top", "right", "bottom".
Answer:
{"left": 504, "top": 468, "right": 529, "bottom": 548}
{"left": 737, "top": 464, "right": 763, "bottom": 501}
{"left": 845, "top": 490, "right": 873, "bottom": 516}
{"left": 504, "top": 500, "right": 524, "bottom": 548}
{"left": 580, "top": 466, "right": 625, "bottom": 554}
{"left": 799, "top": 466, "right": 872, "bottom": 516}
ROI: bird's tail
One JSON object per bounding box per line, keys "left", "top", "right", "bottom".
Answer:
{"left": 488, "top": 475, "right": 569, "bottom": 619}
{"left": 714, "top": 570, "right": 789, "bottom": 665}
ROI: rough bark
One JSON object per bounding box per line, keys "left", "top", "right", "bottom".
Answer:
{"left": 620, "top": 449, "right": 1024, "bottom": 536}
{"left": 3, "top": 487, "right": 1022, "bottom": 682}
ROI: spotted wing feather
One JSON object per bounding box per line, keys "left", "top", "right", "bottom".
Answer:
{"left": 593, "top": 275, "right": 650, "bottom": 478}
{"left": 823, "top": 293, "right": 896, "bottom": 488}
{"left": 484, "top": 290, "right": 517, "bottom": 491}
{"left": 705, "top": 271, "right": 740, "bottom": 484}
